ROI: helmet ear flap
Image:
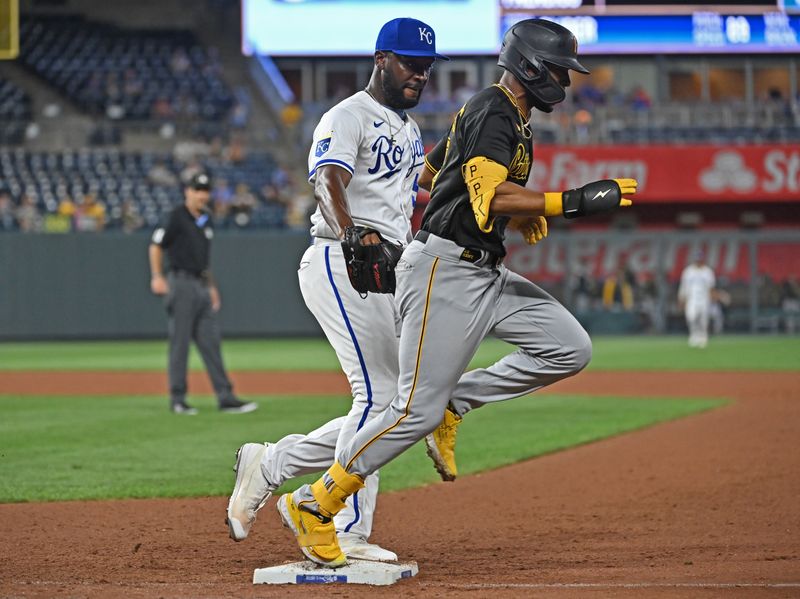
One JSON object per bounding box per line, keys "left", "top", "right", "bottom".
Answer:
{"left": 518, "top": 55, "right": 546, "bottom": 85}
{"left": 511, "top": 54, "right": 566, "bottom": 110}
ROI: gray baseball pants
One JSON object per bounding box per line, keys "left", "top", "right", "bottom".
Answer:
{"left": 166, "top": 272, "right": 235, "bottom": 405}
{"left": 293, "top": 232, "right": 591, "bottom": 505}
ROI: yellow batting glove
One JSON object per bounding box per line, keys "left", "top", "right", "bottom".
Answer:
{"left": 508, "top": 216, "right": 548, "bottom": 245}
{"left": 614, "top": 178, "right": 637, "bottom": 207}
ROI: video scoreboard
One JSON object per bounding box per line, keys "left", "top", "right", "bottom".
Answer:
{"left": 242, "top": 0, "right": 800, "bottom": 55}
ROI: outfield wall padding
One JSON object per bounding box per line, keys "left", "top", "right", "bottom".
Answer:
{"left": 1, "top": 231, "right": 321, "bottom": 340}
{"left": 3, "top": 229, "right": 799, "bottom": 339}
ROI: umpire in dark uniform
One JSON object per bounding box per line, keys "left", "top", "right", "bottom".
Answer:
{"left": 149, "top": 171, "right": 257, "bottom": 415}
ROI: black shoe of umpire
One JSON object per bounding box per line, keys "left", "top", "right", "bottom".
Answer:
{"left": 219, "top": 398, "right": 258, "bottom": 414}
{"left": 171, "top": 401, "right": 198, "bottom": 415}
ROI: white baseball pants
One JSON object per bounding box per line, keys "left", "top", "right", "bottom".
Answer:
{"left": 259, "top": 240, "right": 400, "bottom": 540}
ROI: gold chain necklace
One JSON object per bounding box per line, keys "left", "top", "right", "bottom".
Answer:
{"left": 493, "top": 83, "right": 531, "bottom": 140}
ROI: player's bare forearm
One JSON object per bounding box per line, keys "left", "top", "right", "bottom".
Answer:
{"left": 418, "top": 163, "right": 435, "bottom": 192}
{"left": 315, "top": 164, "right": 355, "bottom": 240}
{"left": 489, "top": 181, "right": 546, "bottom": 216}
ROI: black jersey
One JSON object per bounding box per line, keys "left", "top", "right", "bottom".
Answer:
{"left": 421, "top": 84, "right": 533, "bottom": 257}
{"left": 153, "top": 205, "right": 213, "bottom": 275}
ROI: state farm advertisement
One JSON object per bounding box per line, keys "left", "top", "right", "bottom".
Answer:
{"left": 528, "top": 145, "right": 800, "bottom": 202}
{"left": 504, "top": 237, "right": 800, "bottom": 283}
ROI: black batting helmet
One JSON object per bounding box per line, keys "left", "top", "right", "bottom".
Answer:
{"left": 498, "top": 19, "right": 589, "bottom": 112}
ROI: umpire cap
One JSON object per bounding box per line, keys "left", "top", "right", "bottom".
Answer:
{"left": 498, "top": 19, "right": 589, "bottom": 112}
{"left": 187, "top": 171, "right": 212, "bottom": 191}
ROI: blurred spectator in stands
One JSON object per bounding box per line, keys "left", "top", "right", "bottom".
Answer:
{"left": 211, "top": 177, "right": 234, "bottom": 223}
{"left": 229, "top": 88, "right": 251, "bottom": 129}
{"left": 57, "top": 196, "right": 76, "bottom": 219}
{"left": 781, "top": 275, "right": 800, "bottom": 334}
{"left": 148, "top": 160, "right": 179, "bottom": 187}
{"left": 120, "top": 198, "right": 145, "bottom": 234}
{"left": 572, "top": 273, "right": 598, "bottom": 313}
{"left": 758, "top": 272, "right": 782, "bottom": 309}
{"left": 261, "top": 171, "right": 295, "bottom": 215}
{"left": 74, "top": 194, "right": 107, "bottom": 232}
{"left": 174, "top": 92, "right": 200, "bottom": 120}
{"left": 286, "top": 189, "right": 315, "bottom": 230}
{"left": 230, "top": 183, "right": 258, "bottom": 227}
{"left": 230, "top": 100, "right": 249, "bottom": 129}
{"left": 225, "top": 134, "right": 248, "bottom": 165}
{"left": 170, "top": 48, "right": 191, "bottom": 75}
{"left": 152, "top": 96, "right": 175, "bottom": 120}
{"left": 16, "top": 194, "right": 43, "bottom": 233}
{"left": 602, "top": 265, "right": 634, "bottom": 311}
{"left": 575, "top": 82, "right": 605, "bottom": 108}
{"left": 0, "top": 189, "right": 17, "bottom": 231}
{"left": 123, "top": 68, "right": 143, "bottom": 99}
{"left": 635, "top": 271, "right": 661, "bottom": 332}
{"left": 175, "top": 141, "right": 211, "bottom": 166}
{"left": 573, "top": 108, "right": 593, "bottom": 144}
{"left": 281, "top": 101, "right": 304, "bottom": 152}
{"left": 709, "top": 286, "right": 731, "bottom": 335}
{"left": 281, "top": 101, "right": 303, "bottom": 129}
{"left": 628, "top": 85, "right": 652, "bottom": 111}
{"left": 260, "top": 181, "right": 284, "bottom": 207}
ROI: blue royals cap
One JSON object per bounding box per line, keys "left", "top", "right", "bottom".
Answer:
{"left": 375, "top": 18, "right": 449, "bottom": 61}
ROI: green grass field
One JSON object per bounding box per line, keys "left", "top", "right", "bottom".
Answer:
{"left": 1, "top": 335, "right": 798, "bottom": 371}
{"left": 1, "top": 335, "right": 794, "bottom": 503}
{"left": 0, "top": 393, "right": 722, "bottom": 503}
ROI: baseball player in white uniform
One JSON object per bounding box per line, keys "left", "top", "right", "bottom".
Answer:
{"left": 678, "top": 250, "right": 716, "bottom": 348}
{"left": 226, "top": 17, "right": 447, "bottom": 562}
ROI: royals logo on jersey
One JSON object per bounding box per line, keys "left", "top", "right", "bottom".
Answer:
{"left": 315, "top": 135, "right": 332, "bottom": 157}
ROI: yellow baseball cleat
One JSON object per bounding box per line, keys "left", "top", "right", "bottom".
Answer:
{"left": 277, "top": 492, "right": 347, "bottom": 568}
{"left": 425, "top": 407, "right": 462, "bottom": 482}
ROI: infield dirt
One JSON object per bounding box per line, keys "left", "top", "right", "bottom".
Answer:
{"left": 1, "top": 371, "right": 798, "bottom": 598}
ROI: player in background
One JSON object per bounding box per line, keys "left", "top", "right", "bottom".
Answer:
{"left": 226, "top": 17, "right": 447, "bottom": 562}
{"left": 274, "top": 18, "right": 638, "bottom": 568}
{"left": 678, "top": 250, "right": 716, "bottom": 348}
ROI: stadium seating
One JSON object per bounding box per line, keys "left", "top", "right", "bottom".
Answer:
{"left": 0, "top": 78, "right": 32, "bottom": 145}
{"left": 0, "top": 149, "right": 286, "bottom": 231}
{"left": 18, "top": 15, "right": 234, "bottom": 121}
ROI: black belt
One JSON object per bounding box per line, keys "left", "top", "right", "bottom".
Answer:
{"left": 171, "top": 269, "right": 208, "bottom": 281}
{"left": 414, "top": 230, "right": 503, "bottom": 268}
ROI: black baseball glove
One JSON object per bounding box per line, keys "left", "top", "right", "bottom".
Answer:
{"left": 341, "top": 226, "right": 403, "bottom": 295}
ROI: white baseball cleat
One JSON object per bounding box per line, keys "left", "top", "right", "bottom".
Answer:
{"left": 338, "top": 533, "right": 398, "bottom": 562}
{"left": 227, "top": 442, "right": 274, "bottom": 541}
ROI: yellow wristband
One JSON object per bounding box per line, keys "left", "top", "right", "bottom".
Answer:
{"left": 544, "top": 192, "right": 564, "bottom": 217}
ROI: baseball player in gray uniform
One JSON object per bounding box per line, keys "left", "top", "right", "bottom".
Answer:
{"left": 226, "top": 18, "right": 447, "bottom": 562}
{"left": 273, "top": 19, "right": 638, "bottom": 568}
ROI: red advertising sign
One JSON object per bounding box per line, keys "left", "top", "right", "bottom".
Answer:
{"left": 527, "top": 145, "right": 800, "bottom": 202}
{"left": 504, "top": 238, "right": 800, "bottom": 283}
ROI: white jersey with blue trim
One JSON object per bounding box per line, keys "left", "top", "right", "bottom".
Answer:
{"left": 307, "top": 90, "right": 425, "bottom": 246}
